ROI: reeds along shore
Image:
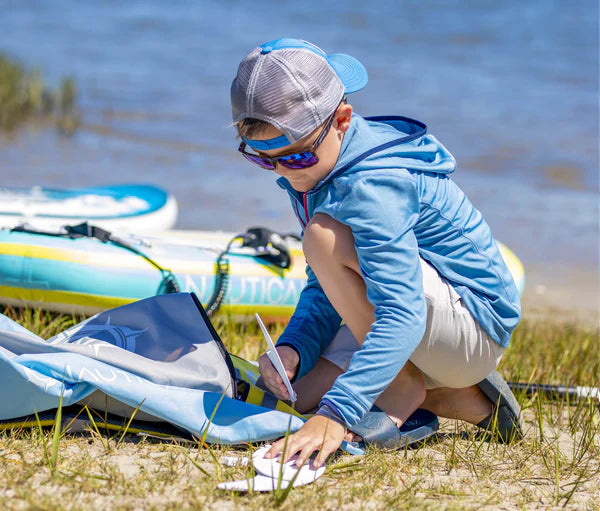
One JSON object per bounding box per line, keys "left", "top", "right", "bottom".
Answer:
{"left": 0, "top": 54, "right": 78, "bottom": 134}
{"left": 0, "top": 306, "right": 598, "bottom": 510}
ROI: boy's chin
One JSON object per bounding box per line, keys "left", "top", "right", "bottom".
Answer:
{"left": 286, "top": 176, "right": 319, "bottom": 193}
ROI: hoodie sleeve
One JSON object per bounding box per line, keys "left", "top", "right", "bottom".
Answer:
{"left": 319, "top": 171, "right": 427, "bottom": 427}
{"left": 276, "top": 263, "right": 342, "bottom": 380}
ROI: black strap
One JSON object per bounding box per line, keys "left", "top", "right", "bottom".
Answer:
{"left": 64, "top": 222, "right": 112, "bottom": 242}
{"left": 240, "top": 227, "right": 293, "bottom": 270}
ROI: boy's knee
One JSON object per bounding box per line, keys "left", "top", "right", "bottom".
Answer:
{"left": 303, "top": 213, "right": 350, "bottom": 263}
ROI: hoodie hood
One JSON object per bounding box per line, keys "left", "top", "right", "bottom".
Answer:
{"left": 277, "top": 113, "right": 456, "bottom": 195}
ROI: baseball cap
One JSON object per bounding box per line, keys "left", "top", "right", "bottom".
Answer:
{"left": 231, "top": 38, "right": 368, "bottom": 150}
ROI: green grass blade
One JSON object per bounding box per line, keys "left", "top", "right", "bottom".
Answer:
{"left": 116, "top": 399, "right": 146, "bottom": 448}
{"left": 83, "top": 405, "right": 109, "bottom": 452}
{"left": 182, "top": 450, "right": 210, "bottom": 477}
{"left": 33, "top": 409, "right": 51, "bottom": 470}
{"left": 50, "top": 392, "right": 63, "bottom": 474}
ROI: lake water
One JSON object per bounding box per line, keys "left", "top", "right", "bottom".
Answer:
{"left": 0, "top": 1, "right": 598, "bottom": 315}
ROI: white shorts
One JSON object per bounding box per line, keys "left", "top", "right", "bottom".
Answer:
{"left": 321, "top": 258, "right": 505, "bottom": 389}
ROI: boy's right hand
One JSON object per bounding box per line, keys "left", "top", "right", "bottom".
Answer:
{"left": 257, "top": 346, "right": 299, "bottom": 401}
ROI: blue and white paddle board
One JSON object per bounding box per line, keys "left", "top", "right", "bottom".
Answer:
{"left": 0, "top": 184, "right": 177, "bottom": 232}
{"left": 0, "top": 226, "right": 524, "bottom": 318}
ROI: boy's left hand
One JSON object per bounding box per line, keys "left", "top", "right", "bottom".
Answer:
{"left": 265, "top": 415, "right": 346, "bottom": 467}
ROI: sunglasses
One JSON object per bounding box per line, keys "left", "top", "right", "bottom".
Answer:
{"left": 238, "top": 100, "right": 341, "bottom": 170}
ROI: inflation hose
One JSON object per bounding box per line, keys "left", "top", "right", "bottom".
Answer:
{"left": 204, "top": 227, "right": 295, "bottom": 317}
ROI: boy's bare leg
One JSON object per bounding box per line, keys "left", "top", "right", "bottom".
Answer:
{"left": 293, "top": 357, "right": 343, "bottom": 413}
{"left": 302, "top": 213, "right": 494, "bottom": 431}
{"left": 302, "top": 213, "right": 426, "bottom": 430}
{"left": 294, "top": 359, "right": 493, "bottom": 424}
{"left": 294, "top": 356, "right": 426, "bottom": 421}
{"left": 421, "top": 385, "right": 492, "bottom": 424}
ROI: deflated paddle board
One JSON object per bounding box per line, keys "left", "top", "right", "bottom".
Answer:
{"left": 0, "top": 184, "right": 177, "bottom": 232}
{"left": 0, "top": 227, "right": 524, "bottom": 318}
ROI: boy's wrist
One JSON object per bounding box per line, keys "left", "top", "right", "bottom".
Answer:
{"left": 274, "top": 343, "right": 300, "bottom": 381}
{"left": 316, "top": 402, "right": 347, "bottom": 429}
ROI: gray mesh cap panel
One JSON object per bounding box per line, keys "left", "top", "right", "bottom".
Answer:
{"left": 231, "top": 47, "right": 345, "bottom": 144}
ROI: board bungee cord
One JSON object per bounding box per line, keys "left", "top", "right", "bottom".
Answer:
{"left": 11, "top": 222, "right": 181, "bottom": 295}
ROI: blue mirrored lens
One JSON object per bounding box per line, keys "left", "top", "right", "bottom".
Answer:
{"left": 278, "top": 152, "right": 318, "bottom": 169}
{"left": 242, "top": 153, "right": 276, "bottom": 170}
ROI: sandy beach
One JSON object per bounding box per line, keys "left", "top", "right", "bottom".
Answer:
{"left": 520, "top": 262, "right": 599, "bottom": 325}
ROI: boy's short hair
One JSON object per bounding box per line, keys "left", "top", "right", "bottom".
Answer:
{"left": 235, "top": 117, "right": 272, "bottom": 141}
{"left": 231, "top": 38, "right": 367, "bottom": 151}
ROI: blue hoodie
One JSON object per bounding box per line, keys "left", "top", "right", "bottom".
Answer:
{"left": 276, "top": 113, "right": 521, "bottom": 427}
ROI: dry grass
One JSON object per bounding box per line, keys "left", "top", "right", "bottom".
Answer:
{"left": 0, "top": 307, "right": 598, "bottom": 510}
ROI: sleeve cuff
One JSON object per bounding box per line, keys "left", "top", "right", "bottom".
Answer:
{"left": 316, "top": 400, "right": 347, "bottom": 428}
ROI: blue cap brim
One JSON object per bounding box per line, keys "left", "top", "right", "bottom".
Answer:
{"left": 243, "top": 134, "right": 291, "bottom": 151}
{"left": 327, "top": 53, "right": 368, "bottom": 94}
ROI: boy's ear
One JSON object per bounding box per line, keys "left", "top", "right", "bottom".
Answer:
{"left": 334, "top": 103, "right": 353, "bottom": 134}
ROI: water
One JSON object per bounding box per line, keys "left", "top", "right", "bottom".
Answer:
{"left": 0, "top": 1, "right": 598, "bottom": 291}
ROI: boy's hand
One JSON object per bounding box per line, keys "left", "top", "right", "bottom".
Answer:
{"left": 265, "top": 415, "right": 346, "bottom": 467}
{"left": 257, "top": 346, "right": 299, "bottom": 400}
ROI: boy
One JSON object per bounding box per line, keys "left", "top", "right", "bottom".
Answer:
{"left": 230, "top": 38, "right": 521, "bottom": 466}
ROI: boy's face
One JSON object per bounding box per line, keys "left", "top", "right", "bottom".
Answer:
{"left": 251, "top": 103, "right": 353, "bottom": 193}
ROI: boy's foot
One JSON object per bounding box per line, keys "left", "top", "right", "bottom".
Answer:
{"left": 346, "top": 407, "right": 439, "bottom": 448}
{"left": 475, "top": 370, "right": 523, "bottom": 443}
{"left": 419, "top": 372, "right": 523, "bottom": 443}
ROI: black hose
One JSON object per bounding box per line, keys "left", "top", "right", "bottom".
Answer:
{"left": 205, "top": 255, "right": 230, "bottom": 317}
{"left": 204, "top": 235, "right": 243, "bottom": 317}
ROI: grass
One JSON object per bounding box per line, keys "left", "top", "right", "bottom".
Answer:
{"left": 0, "top": 306, "right": 598, "bottom": 510}
{"left": 0, "top": 53, "right": 78, "bottom": 134}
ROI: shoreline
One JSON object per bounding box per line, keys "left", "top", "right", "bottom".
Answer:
{"left": 519, "top": 261, "right": 599, "bottom": 326}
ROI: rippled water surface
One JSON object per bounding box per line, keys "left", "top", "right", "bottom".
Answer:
{"left": 0, "top": 1, "right": 598, "bottom": 273}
